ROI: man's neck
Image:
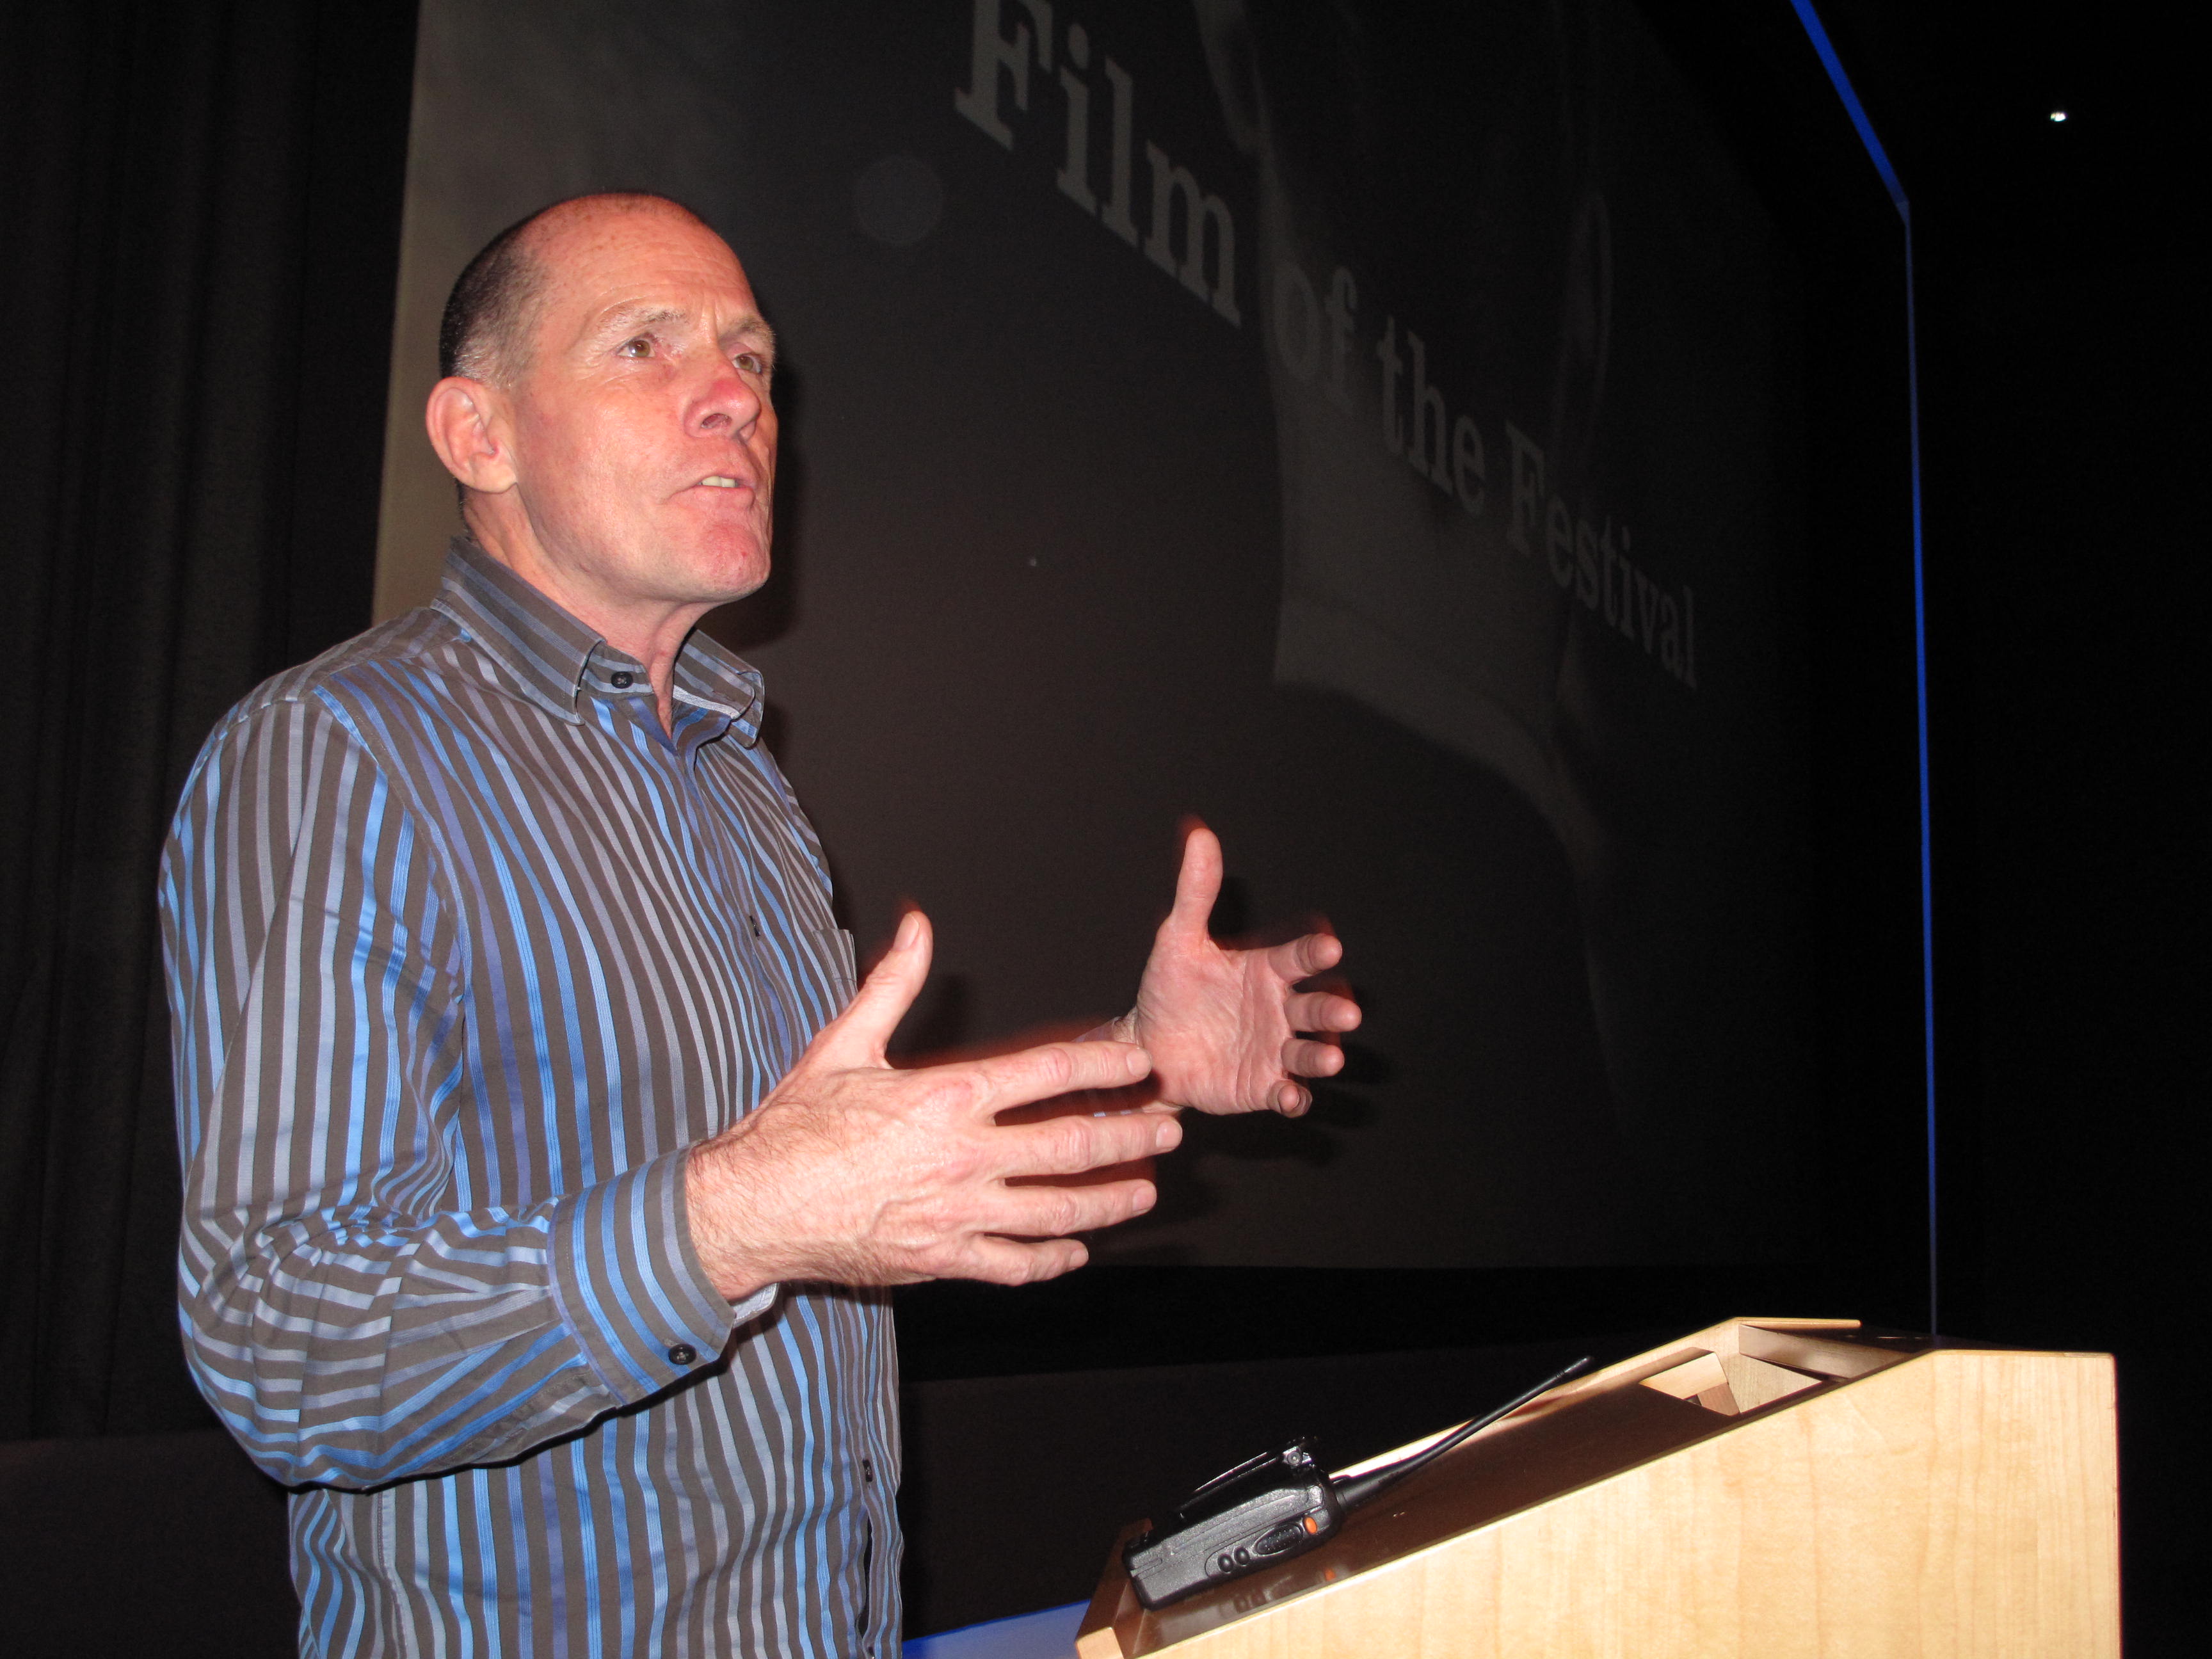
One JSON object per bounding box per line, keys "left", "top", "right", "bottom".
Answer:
{"left": 465, "top": 511, "right": 710, "bottom": 733}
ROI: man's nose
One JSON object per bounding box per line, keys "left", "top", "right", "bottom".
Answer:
{"left": 691, "top": 364, "right": 764, "bottom": 438}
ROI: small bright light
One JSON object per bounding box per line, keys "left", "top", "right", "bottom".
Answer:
{"left": 2050, "top": 109, "right": 2068, "bottom": 122}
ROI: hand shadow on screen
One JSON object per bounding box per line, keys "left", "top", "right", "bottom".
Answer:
{"left": 887, "top": 972, "right": 974, "bottom": 1061}
{"left": 858, "top": 885, "right": 1386, "bottom": 1252}
{"left": 1207, "top": 874, "right": 1251, "bottom": 936}
{"left": 1085, "top": 1051, "right": 1383, "bottom": 1262}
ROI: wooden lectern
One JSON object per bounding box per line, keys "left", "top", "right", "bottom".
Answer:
{"left": 1076, "top": 1318, "right": 2117, "bottom": 1657}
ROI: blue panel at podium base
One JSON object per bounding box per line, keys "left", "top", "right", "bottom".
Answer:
{"left": 904, "top": 1600, "right": 1087, "bottom": 1659}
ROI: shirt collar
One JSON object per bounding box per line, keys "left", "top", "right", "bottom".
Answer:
{"left": 431, "top": 537, "right": 765, "bottom": 745}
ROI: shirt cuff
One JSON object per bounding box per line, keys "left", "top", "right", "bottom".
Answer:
{"left": 547, "top": 1147, "right": 758, "bottom": 1400}
{"left": 726, "top": 1283, "right": 778, "bottom": 1327}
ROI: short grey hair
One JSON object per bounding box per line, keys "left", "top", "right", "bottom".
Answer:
{"left": 438, "top": 212, "right": 547, "bottom": 388}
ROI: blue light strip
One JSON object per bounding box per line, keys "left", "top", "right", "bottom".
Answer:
{"left": 1787, "top": 0, "right": 1909, "bottom": 212}
{"left": 1785, "top": 1, "right": 1938, "bottom": 1330}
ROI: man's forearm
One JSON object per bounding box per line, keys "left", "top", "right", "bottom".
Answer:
{"left": 181, "top": 1148, "right": 742, "bottom": 1487}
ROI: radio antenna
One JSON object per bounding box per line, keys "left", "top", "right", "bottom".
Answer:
{"left": 1330, "top": 1354, "right": 1591, "bottom": 1513}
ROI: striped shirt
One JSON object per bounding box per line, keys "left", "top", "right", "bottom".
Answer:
{"left": 160, "top": 539, "right": 899, "bottom": 1658}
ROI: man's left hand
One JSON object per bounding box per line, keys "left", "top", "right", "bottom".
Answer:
{"left": 1107, "top": 822, "right": 1361, "bottom": 1116}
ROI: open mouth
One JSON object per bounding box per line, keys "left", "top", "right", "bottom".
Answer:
{"left": 696, "top": 474, "right": 749, "bottom": 490}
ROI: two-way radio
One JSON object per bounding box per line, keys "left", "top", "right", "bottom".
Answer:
{"left": 1119, "top": 1355, "right": 1591, "bottom": 1610}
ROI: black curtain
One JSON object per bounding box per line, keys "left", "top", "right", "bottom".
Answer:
{"left": 0, "top": 0, "right": 419, "bottom": 1439}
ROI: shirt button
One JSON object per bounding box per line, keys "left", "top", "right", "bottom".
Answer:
{"left": 667, "top": 1343, "right": 698, "bottom": 1366}
{"left": 860, "top": 1458, "right": 875, "bottom": 1483}
{"left": 611, "top": 671, "right": 635, "bottom": 689}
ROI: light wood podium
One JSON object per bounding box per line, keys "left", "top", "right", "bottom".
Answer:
{"left": 1075, "top": 1318, "right": 2118, "bottom": 1658}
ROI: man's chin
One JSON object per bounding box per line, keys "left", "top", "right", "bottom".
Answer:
{"left": 653, "top": 529, "right": 771, "bottom": 605}
{"left": 712, "top": 567, "right": 772, "bottom": 605}
{"left": 682, "top": 567, "right": 771, "bottom": 609}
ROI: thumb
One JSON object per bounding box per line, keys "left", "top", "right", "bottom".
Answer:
{"left": 1163, "top": 818, "right": 1222, "bottom": 942}
{"left": 813, "top": 910, "right": 933, "bottom": 1066}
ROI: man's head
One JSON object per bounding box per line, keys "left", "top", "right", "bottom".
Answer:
{"left": 426, "top": 193, "right": 780, "bottom": 630}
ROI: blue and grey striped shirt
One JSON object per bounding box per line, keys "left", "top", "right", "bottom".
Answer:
{"left": 160, "top": 539, "right": 899, "bottom": 1656}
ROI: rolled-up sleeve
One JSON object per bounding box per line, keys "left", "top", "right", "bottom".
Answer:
{"left": 160, "top": 693, "right": 749, "bottom": 1489}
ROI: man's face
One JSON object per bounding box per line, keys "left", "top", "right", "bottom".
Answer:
{"left": 499, "top": 207, "right": 779, "bottom": 608}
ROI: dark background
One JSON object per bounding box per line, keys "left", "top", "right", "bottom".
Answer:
{"left": 0, "top": 0, "right": 2200, "bottom": 1653}
{"left": 379, "top": 0, "right": 1820, "bottom": 1278}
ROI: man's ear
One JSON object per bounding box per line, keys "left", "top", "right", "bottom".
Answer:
{"left": 1194, "top": 0, "right": 1262, "bottom": 158}
{"left": 424, "top": 376, "right": 518, "bottom": 497}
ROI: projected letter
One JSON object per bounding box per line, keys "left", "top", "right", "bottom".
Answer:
{"left": 1144, "top": 143, "right": 1240, "bottom": 324}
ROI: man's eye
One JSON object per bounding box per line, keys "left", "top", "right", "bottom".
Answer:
{"left": 618, "top": 337, "right": 653, "bottom": 358}
{"left": 734, "top": 351, "right": 768, "bottom": 376}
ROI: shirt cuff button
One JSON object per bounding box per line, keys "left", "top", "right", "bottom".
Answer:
{"left": 667, "top": 1343, "right": 698, "bottom": 1366}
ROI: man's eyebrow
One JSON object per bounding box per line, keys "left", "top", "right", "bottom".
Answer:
{"left": 593, "top": 305, "right": 775, "bottom": 360}
{"left": 597, "top": 303, "right": 689, "bottom": 337}
{"left": 722, "top": 319, "right": 777, "bottom": 360}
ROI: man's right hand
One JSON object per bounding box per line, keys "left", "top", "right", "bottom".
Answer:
{"left": 684, "top": 910, "right": 1176, "bottom": 1299}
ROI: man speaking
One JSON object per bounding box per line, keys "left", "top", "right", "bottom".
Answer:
{"left": 159, "top": 193, "right": 1358, "bottom": 1656}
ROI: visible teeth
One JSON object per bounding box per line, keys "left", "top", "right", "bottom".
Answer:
{"left": 701, "top": 476, "right": 741, "bottom": 488}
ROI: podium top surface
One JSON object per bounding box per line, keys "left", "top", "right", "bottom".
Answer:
{"left": 1077, "top": 1317, "right": 2119, "bottom": 1659}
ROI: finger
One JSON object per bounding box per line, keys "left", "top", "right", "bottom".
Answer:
{"left": 1275, "top": 1080, "right": 1313, "bottom": 1116}
{"left": 1161, "top": 819, "right": 1223, "bottom": 943}
{"left": 1285, "top": 990, "right": 1362, "bottom": 1034}
{"left": 965, "top": 1039, "right": 1153, "bottom": 1116}
{"left": 1265, "top": 929, "right": 1343, "bottom": 981}
{"left": 1283, "top": 1038, "right": 1345, "bottom": 1078}
{"left": 809, "top": 910, "right": 932, "bottom": 1067}
{"left": 955, "top": 1234, "right": 1089, "bottom": 1286}
{"left": 997, "top": 1108, "right": 1181, "bottom": 1178}
{"left": 988, "top": 1176, "right": 1158, "bottom": 1240}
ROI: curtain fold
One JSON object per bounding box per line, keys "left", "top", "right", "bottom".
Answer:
{"left": 0, "top": 0, "right": 419, "bottom": 1438}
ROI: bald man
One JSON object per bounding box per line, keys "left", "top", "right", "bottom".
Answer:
{"left": 160, "top": 193, "right": 1358, "bottom": 1657}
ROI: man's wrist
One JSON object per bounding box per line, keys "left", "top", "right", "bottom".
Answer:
{"left": 684, "top": 1135, "right": 783, "bottom": 1303}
